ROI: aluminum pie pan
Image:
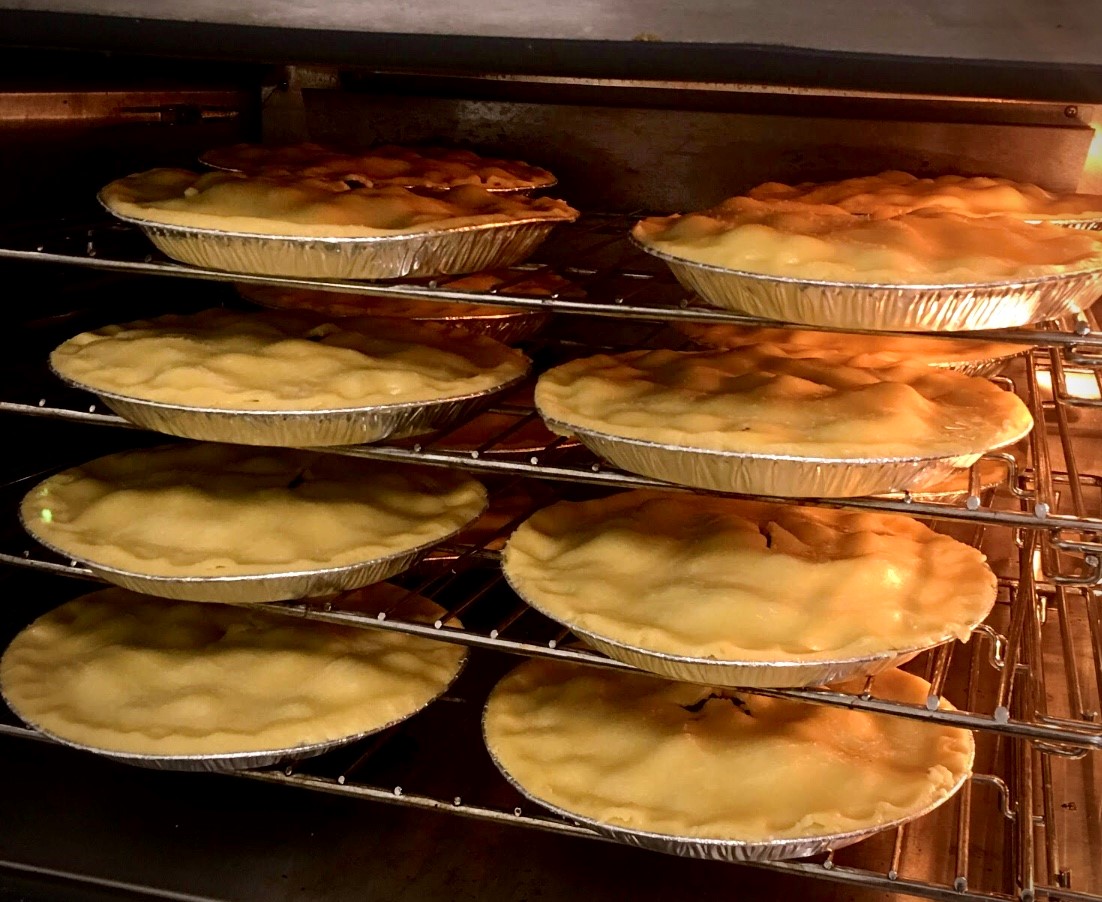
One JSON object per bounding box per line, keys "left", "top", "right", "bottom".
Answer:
{"left": 500, "top": 570, "right": 964, "bottom": 689}
{"left": 52, "top": 364, "right": 529, "bottom": 447}
{"left": 2, "top": 652, "right": 467, "bottom": 774}
{"left": 543, "top": 416, "right": 1031, "bottom": 498}
{"left": 235, "top": 283, "right": 550, "bottom": 346}
{"left": 1028, "top": 217, "right": 1102, "bottom": 231}
{"left": 482, "top": 704, "right": 974, "bottom": 863}
{"left": 18, "top": 502, "right": 486, "bottom": 604}
{"left": 633, "top": 238, "right": 1102, "bottom": 332}
{"left": 100, "top": 199, "right": 570, "bottom": 280}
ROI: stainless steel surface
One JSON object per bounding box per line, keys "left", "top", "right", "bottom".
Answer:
{"left": 636, "top": 239, "right": 1102, "bottom": 333}
{"left": 99, "top": 204, "right": 572, "bottom": 280}
{"left": 307, "top": 91, "right": 1094, "bottom": 210}
{"left": 52, "top": 367, "right": 530, "bottom": 447}
{"left": 2, "top": 0, "right": 1100, "bottom": 67}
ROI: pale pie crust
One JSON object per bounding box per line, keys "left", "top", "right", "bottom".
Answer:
{"left": 484, "top": 660, "right": 974, "bottom": 842}
{"left": 503, "top": 490, "right": 997, "bottom": 661}
{"left": 100, "top": 169, "right": 578, "bottom": 238}
{"left": 21, "top": 444, "right": 487, "bottom": 578}
{"left": 50, "top": 308, "right": 530, "bottom": 412}
{"left": 535, "top": 348, "right": 1033, "bottom": 458}
{"left": 0, "top": 584, "right": 466, "bottom": 757}
{"left": 747, "top": 171, "right": 1102, "bottom": 220}
{"left": 632, "top": 197, "right": 1102, "bottom": 284}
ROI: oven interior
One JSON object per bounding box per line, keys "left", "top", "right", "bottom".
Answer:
{"left": 0, "top": 48, "right": 1100, "bottom": 902}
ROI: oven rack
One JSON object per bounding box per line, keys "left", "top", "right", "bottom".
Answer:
{"left": 0, "top": 639, "right": 1091, "bottom": 902}
{"left": 1, "top": 212, "right": 1101, "bottom": 352}
{"left": 2, "top": 469, "right": 1099, "bottom": 753}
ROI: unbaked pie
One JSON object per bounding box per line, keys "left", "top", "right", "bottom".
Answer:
{"left": 100, "top": 169, "right": 578, "bottom": 238}
{"left": 21, "top": 443, "right": 486, "bottom": 581}
{"left": 747, "top": 170, "right": 1102, "bottom": 221}
{"left": 51, "top": 308, "right": 530, "bottom": 412}
{"left": 674, "top": 322, "right": 1025, "bottom": 373}
{"left": 502, "top": 490, "right": 996, "bottom": 677}
{"left": 200, "top": 142, "right": 558, "bottom": 193}
{"left": 535, "top": 347, "right": 1033, "bottom": 459}
{"left": 484, "top": 659, "right": 974, "bottom": 846}
{"left": 632, "top": 197, "right": 1102, "bottom": 283}
{"left": 0, "top": 584, "right": 466, "bottom": 759}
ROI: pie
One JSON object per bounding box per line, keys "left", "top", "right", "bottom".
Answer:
{"left": 237, "top": 269, "right": 580, "bottom": 322}
{"left": 747, "top": 171, "right": 1102, "bottom": 221}
{"left": 51, "top": 308, "right": 529, "bottom": 412}
{"left": 100, "top": 168, "right": 578, "bottom": 238}
{"left": 632, "top": 197, "right": 1102, "bottom": 284}
{"left": 21, "top": 443, "right": 487, "bottom": 580}
{"left": 0, "top": 584, "right": 466, "bottom": 758}
{"left": 535, "top": 347, "right": 1033, "bottom": 459}
{"left": 200, "top": 142, "right": 558, "bottom": 192}
{"left": 674, "top": 322, "right": 1025, "bottom": 371}
{"left": 502, "top": 490, "right": 996, "bottom": 669}
{"left": 484, "top": 659, "right": 974, "bottom": 844}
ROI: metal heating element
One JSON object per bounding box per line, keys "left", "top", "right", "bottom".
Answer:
{"left": 0, "top": 211, "right": 1100, "bottom": 902}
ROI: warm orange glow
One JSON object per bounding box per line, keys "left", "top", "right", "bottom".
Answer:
{"left": 1078, "top": 110, "right": 1102, "bottom": 193}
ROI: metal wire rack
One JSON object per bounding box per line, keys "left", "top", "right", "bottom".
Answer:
{"left": 0, "top": 212, "right": 1100, "bottom": 900}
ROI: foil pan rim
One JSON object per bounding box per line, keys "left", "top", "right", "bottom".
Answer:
{"left": 501, "top": 568, "right": 986, "bottom": 679}
{"left": 542, "top": 416, "right": 1032, "bottom": 467}
{"left": 630, "top": 233, "right": 1102, "bottom": 291}
{"left": 2, "top": 650, "right": 468, "bottom": 772}
{"left": 99, "top": 193, "right": 578, "bottom": 244}
{"left": 18, "top": 495, "right": 488, "bottom": 588}
{"left": 481, "top": 690, "right": 975, "bottom": 860}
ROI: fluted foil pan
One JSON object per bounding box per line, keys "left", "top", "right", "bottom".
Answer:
{"left": 102, "top": 203, "right": 567, "bottom": 280}
{"left": 483, "top": 709, "right": 973, "bottom": 862}
{"left": 634, "top": 239, "right": 1102, "bottom": 332}
{"left": 4, "top": 654, "right": 466, "bottom": 773}
{"left": 19, "top": 503, "right": 485, "bottom": 604}
{"left": 501, "top": 570, "right": 946, "bottom": 688}
{"left": 1030, "top": 217, "right": 1102, "bottom": 232}
{"left": 542, "top": 417, "right": 1031, "bottom": 498}
{"left": 52, "top": 365, "right": 528, "bottom": 447}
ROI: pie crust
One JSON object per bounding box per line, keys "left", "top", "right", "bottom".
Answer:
{"left": 673, "top": 322, "right": 1025, "bottom": 370}
{"left": 502, "top": 490, "right": 997, "bottom": 664}
{"left": 632, "top": 197, "right": 1102, "bottom": 284}
{"left": 748, "top": 171, "right": 1102, "bottom": 221}
{"left": 21, "top": 444, "right": 487, "bottom": 579}
{"left": 0, "top": 584, "right": 466, "bottom": 758}
{"left": 50, "top": 308, "right": 529, "bottom": 412}
{"left": 201, "top": 142, "right": 558, "bottom": 192}
{"left": 535, "top": 348, "right": 1033, "bottom": 459}
{"left": 484, "top": 659, "right": 974, "bottom": 843}
{"left": 100, "top": 169, "right": 578, "bottom": 238}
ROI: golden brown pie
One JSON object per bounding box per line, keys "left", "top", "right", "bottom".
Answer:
{"left": 673, "top": 322, "right": 1025, "bottom": 370}
{"left": 502, "top": 490, "right": 996, "bottom": 666}
{"left": 1, "top": 584, "right": 466, "bottom": 758}
{"left": 632, "top": 197, "right": 1102, "bottom": 283}
{"left": 535, "top": 348, "right": 1033, "bottom": 459}
{"left": 484, "top": 660, "right": 974, "bottom": 843}
{"left": 748, "top": 171, "right": 1102, "bottom": 221}
{"left": 101, "top": 169, "right": 578, "bottom": 238}
{"left": 201, "top": 142, "right": 558, "bottom": 192}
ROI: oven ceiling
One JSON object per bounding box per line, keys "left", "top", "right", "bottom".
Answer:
{"left": 3, "top": 1, "right": 1102, "bottom": 101}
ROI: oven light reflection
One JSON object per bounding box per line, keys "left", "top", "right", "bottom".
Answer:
{"left": 1034, "top": 368, "right": 1102, "bottom": 400}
